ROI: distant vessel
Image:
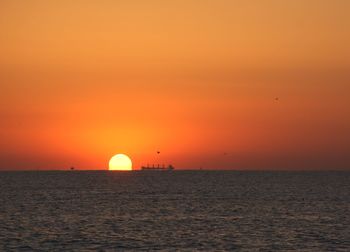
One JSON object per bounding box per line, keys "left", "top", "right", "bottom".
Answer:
{"left": 141, "top": 164, "right": 174, "bottom": 171}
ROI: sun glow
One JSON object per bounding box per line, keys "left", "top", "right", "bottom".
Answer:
{"left": 109, "top": 154, "right": 132, "bottom": 171}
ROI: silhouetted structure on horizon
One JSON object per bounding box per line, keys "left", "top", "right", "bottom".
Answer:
{"left": 141, "top": 164, "right": 174, "bottom": 171}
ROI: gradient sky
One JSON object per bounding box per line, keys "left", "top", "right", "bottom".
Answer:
{"left": 1, "top": 0, "right": 349, "bottom": 170}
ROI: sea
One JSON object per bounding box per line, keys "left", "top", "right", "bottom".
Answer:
{"left": 0, "top": 171, "right": 349, "bottom": 251}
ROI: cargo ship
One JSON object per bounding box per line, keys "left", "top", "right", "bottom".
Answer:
{"left": 141, "top": 164, "right": 174, "bottom": 171}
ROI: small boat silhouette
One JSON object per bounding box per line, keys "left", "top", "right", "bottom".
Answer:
{"left": 141, "top": 164, "right": 174, "bottom": 171}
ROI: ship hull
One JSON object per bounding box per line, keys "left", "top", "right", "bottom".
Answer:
{"left": 141, "top": 166, "right": 174, "bottom": 171}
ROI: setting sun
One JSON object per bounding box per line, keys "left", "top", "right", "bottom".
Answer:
{"left": 109, "top": 154, "right": 132, "bottom": 171}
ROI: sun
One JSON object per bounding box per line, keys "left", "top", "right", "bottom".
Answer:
{"left": 109, "top": 154, "right": 132, "bottom": 171}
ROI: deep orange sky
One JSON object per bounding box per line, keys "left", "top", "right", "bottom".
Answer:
{"left": 1, "top": 0, "right": 349, "bottom": 170}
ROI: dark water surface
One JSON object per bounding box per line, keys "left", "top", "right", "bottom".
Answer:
{"left": 0, "top": 171, "right": 349, "bottom": 251}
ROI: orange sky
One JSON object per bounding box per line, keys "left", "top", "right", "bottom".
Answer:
{"left": 1, "top": 0, "right": 349, "bottom": 170}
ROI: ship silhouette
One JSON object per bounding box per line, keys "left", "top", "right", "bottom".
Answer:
{"left": 141, "top": 164, "right": 174, "bottom": 171}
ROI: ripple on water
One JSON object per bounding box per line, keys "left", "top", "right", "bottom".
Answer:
{"left": 0, "top": 171, "right": 349, "bottom": 251}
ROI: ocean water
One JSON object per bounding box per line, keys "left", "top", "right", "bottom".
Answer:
{"left": 0, "top": 171, "right": 349, "bottom": 251}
